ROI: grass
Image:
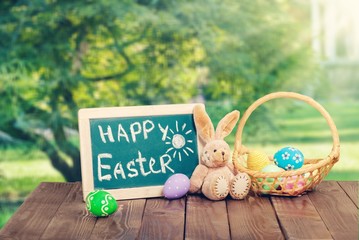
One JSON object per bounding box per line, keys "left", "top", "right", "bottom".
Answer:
{"left": 0, "top": 147, "right": 65, "bottom": 198}
{"left": 0, "top": 146, "right": 64, "bottom": 229}
{"left": 1, "top": 100, "right": 358, "bottom": 229}
{"left": 0, "top": 160, "right": 64, "bottom": 198}
{"left": 0, "top": 200, "right": 23, "bottom": 228}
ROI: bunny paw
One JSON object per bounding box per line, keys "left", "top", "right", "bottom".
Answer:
{"left": 213, "top": 175, "right": 230, "bottom": 199}
{"left": 230, "top": 173, "right": 251, "bottom": 200}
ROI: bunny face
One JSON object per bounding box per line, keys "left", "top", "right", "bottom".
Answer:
{"left": 193, "top": 104, "right": 239, "bottom": 167}
{"left": 201, "top": 140, "right": 231, "bottom": 168}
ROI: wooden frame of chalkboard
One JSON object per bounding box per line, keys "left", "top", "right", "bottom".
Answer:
{"left": 78, "top": 104, "right": 203, "bottom": 201}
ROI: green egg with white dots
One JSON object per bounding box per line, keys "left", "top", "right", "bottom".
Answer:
{"left": 86, "top": 190, "right": 118, "bottom": 217}
{"left": 258, "top": 164, "right": 284, "bottom": 193}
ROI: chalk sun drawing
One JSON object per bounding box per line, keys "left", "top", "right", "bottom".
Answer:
{"left": 165, "top": 121, "right": 194, "bottom": 161}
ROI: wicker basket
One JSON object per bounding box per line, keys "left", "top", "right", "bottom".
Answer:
{"left": 232, "top": 92, "right": 340, "bottom": 196}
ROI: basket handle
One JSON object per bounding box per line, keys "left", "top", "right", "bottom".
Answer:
{"left": 233, "top": 92, "right": 340, "bottom": 161}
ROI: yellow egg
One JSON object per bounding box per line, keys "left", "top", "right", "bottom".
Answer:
{"left": 247, "top": 150, "right": 270, "bottom": 171}
{"left": 302, "top": 164, "right": 318, "bottom": 178}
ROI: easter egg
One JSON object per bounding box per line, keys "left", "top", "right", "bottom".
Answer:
{"left": 258, "top": 164, "right": 284, "bottom": 192}
{"left": 273, "top": 147, "right": 304, "bottom": 170}
{"left": 283, "top": 176, "right": 306, "bottom": 192}
{"left": 247, "top": 150, "right": 270, "bottom": 171}
{"left": 301, "top": 164, "right": 317, "bottom": 180}
{"left": 163, "top": 173, "right": 190, "bottom": 199}
{"left": 262, "top": 164, "right": 284, "bottom": 173}
{"left": 86, "top": 190, "right": 118, "bottom": 217}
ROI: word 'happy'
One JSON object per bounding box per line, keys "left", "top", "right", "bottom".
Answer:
{"left": 98, "top": 120, "right": 170, "bottom": 143}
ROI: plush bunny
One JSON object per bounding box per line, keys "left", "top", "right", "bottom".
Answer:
{"left": 189, "top": 105, "right": 251, "bottom": 200}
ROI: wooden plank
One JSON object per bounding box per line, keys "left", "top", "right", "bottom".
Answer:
{"left": 338, "top": 181, "right": 358, "bottom": 208}
{"left": 40, "top": 182, "right": 97, "bottom": 240}
{"left": 271, "top": 195, "right": 333, "bottom": 240}
{"left": 227, "top": 195, "right": 284, "bottom": 239}
{"left": 308, "top": 181, "right": 358, "bottom": 240}
{"left": 137, "top": 197, "right": 185, "bottom": 240}
{"left": 0, "top": 182, "right": 73, "bottom": 239}
{"left": 185, "top": 195, "right": 230, "bottom": 240}
{"left": 90, "top": 199, "right": 146, "bottom": 240}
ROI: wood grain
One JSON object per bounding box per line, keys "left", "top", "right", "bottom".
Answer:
{"left": 271, "top": 195, "right": 333, "bottom": 240}
{"left": 185, "top": 195, "right": 230, "bottom": 240}
{"left": 227, "top": 195, "right": 284, "bottom": 240}
{"left": 39, "top": 182, "right": 97, "bottom": 240}
{"left": 1, "top": 181, "right": 358, "bottom": 240}
{"left": 90, "top": 199, "right": 146, "bottom": 240}
{"left": 338, "top": 181, "right": 358, "bottom": 208}
{"left": 137, "top": 197, "right": 186, "bottom": 240}
{"left": 308, "top": 181, "right": 358, "bottom": 240}
{"left": 0, "top": 182, "right": 73, "bottom": 239}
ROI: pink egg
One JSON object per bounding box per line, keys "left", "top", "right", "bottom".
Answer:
{"left": 163, "top": 174, "right": 190, "bottom": 199}
{"left": 284, "top": 176, "right": 305, "bottom": 190}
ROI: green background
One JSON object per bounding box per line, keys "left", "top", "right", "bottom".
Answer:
{"left": 1, "top": 0, "right": 358, "bottom": 229}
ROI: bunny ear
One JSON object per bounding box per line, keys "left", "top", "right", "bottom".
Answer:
{"left": 193, "top": 105, "right": 215, "bottom": 143}
{"left": 215, "top": 110, "right": 240, "bottom": 139}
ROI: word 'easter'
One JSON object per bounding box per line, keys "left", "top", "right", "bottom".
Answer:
{"left": 98, "top": 151, "right": 175, "bottom": 182}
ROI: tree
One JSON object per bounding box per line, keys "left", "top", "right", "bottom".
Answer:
{"left": 0, "top": 0, "right": 316, "bottom": 180}
{"left": 0, "top": 0, "right": 202, "bottom": 181}
{"left": 176, "top": 0, "right": 314, "bottom": 104}
{"left": 172, "top": 0, "right": 316, "bottom": 139}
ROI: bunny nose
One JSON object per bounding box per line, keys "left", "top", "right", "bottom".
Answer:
{"left": 221, "top": 151, "right": 225, "bottom": 156}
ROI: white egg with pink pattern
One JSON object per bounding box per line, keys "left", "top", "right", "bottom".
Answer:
{"left": 163, "top": 174, "right": 190, "bottom": 199}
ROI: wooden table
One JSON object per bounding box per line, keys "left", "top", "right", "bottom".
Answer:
{"left": 0, "top": 181, "right": 357, "bottom": 240}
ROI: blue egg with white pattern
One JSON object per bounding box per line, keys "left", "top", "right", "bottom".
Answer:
{"left": 273, "top": 147, "right": 304, "bottom": 170}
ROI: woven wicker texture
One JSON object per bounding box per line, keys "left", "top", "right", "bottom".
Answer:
{"left": 232, "top": 92, "right": 340, "bottom": 196}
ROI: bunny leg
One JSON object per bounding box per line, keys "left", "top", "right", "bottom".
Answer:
{"left": 189, "top": 164, "right": 209, "bottom": 193}
{"left": 229, "top": 172, "right": 251, "bottom": 200}
{"left": 202, "top": 172, "right": 230, "bottom": 201}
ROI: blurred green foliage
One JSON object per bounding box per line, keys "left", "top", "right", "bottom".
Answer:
{"left": 1, "top": 0, "right": 318, "bottom": 180}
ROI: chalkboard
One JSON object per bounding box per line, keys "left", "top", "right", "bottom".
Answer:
{"left": 78, "top": 104, "right": 203, "bottom": 200}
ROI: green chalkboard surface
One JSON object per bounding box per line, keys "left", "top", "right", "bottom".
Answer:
{"left": 78, "top": 104, "right": 202, "bottom": 200}
{"left": 91, "top": 114, "right": 198, "bottom": 189}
